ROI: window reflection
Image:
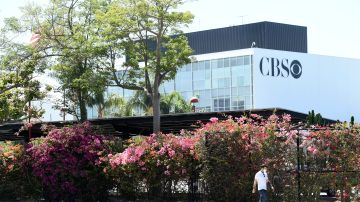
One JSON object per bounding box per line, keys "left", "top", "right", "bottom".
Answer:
{"left": 176, "top": 55, "right": 251, "bottom": 111}
{"left": 113, "top": 55, "right": 252, "bottom": 113}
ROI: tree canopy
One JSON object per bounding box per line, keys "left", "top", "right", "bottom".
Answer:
{"left": 97, "top": 0, "right": 194, "bottom": 132}
{"left": 0, "top": 16, "right": 49, "bottom": 122}
{"left": 0, "top": 0, "right": 194, "bottom": 129}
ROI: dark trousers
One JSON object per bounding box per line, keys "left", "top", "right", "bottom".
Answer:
{"left": 259, "top": 189, "right": 268, "bottom": 202}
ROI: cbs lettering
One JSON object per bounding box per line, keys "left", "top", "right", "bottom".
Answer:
{"left": 259, "top": 57, "right": 302, "bottom": 79}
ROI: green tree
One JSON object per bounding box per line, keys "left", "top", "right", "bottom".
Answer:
{"left": 87, "top": 90, "right": 106, "bottom": 118}
{"left": 97, "top": 0, "right": 194, "bottom": 133}
{"left": 160, "top": 91, "right": 192, "bottom": 114}
{"left": 0, "top": 17, "right": 48, "bottom": 122}
{"left": 23, "top": 0, "right": 112, "bottom": 121}
{"left": 127, "top": 90, "right": 153, "bottom": 116}
{"left": 126, "top": 90, "right": 191, "bottom": 116}
{"left": 350, "top": 116, "right": 355, "bottom": 127}
{"left": 88, "top": 92, "right": 131, "bottom": 118}
{"left": 306, "top": 110, "right": 324, "bottom": 126}
{"left": 103, "top": 93, "right": 131, "bottom": 117}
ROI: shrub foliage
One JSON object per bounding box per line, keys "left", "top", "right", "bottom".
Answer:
{"left": 0, "top": 115, "right": 359, "bottom": 201}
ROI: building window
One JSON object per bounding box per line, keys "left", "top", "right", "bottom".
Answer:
{"left": 213, "top": 97, "right": 230, "bottom": 111}
{"left": 193, "top": 60, "right": 211, "bottom": 90}
{"left": 231, "top": 99, "right": 245, "bottom": 110}
{"left": 133, "top": 54, "right": 253, "bottom": 113}
{"left": 244, "top": 56, "right": 250, "bottom": 65}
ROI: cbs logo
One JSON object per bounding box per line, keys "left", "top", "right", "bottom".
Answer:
{"left": 260, "top": 57, "right": 302, "bottom": 79}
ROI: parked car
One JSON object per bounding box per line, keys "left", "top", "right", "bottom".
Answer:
{"left": 320, "top": 187, "right": 336, "bottom": 197}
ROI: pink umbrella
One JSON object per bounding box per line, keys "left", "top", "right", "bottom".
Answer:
{"left": 190, "top": 96, "right": 199, "bottom": 103}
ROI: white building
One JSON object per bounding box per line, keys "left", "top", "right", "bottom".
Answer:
{"left": 160, "top": 47, "right": 359, "bottom": 121}
{"left": 47, "top": 21, "right": 360, "bottom": 121}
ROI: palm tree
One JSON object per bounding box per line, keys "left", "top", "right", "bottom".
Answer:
{"left": 87, "top": 91, "right": 106, "bottom": 118}
{"left": 127, "top": 91, "right": 192, "bottom": 115}
{"left": 160, "top": 92, "right": 192, "bottom": 114}
{"left": 88, "top": 92, "right": 131, "bottom": 118}
{"left": 91, "top": 90, "right": 192, "bottom": 118}
{"left": 127, "top": 90, "right": 153, "bottom": 116}
{"left": 103, "top": 94, "right": 132, "bottom": 117}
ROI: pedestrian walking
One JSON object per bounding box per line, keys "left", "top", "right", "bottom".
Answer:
{"left": 252, "top": 163, "right": 274, "bottom": 202}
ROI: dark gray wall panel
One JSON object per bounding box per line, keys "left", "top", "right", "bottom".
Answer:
{"left": 185, "top": 21, "right": 307, "bottom": 55}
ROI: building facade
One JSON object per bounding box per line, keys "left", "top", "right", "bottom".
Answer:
{"left": 102, "top": 22, "right": 307, "bottom": 114}
{"left": 157, "top": 48, "right": 360, "bottom": 121}
{"left": 161, "top": 51, "right": 253, "bottom": 112}
{"left": 76, "top": 22, "right": 360, "bottom": 121}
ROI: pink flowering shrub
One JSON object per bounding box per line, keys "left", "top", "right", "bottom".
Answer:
{"left": 105, "top": 132, "right": 200, "bottom": 199}
{"left": 0, "top": 141, "right": 41, "bottom": 199}
{"left": 26, "top": 122, "right": 115, "bottom": 201}
{"left": 300, "top": 125, "right": 360, "bottom": 200}
{"left": 196, "top": 114, "right": 300, "bottom": 201}
{"left": 1, "top": 113, "right": 358, "bottom": 201}
{"left": 103, "top": 114, "right": 301, "bottom": 201}
{"left": 0, "top": 142, "right": 24, "bottom": 198}
{"left": 301, "top": 127, "right": 360, "bottom": 171}
{"left": 0, "top": 142, "right": 23, "bottom": 175}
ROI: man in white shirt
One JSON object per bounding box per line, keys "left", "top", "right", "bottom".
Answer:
{"left": 252, "top": 163, "right": 274, "bottom": 202}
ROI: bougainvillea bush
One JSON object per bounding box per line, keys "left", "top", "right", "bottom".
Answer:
{"left": 193, "top": 114, "right": 298, "bottom": 201}
{"left": 105, "top": 132, "right": 200, "bottom": 200}
{"left": 0, "top": 141, "right": 24, "bottom": 198}
{"left": 1, "top": 114, "right": 359, "bottom": 201}
{"left": 0, "top": 141, "right": 41, "bottom": 199}
{"left": 300, "top": 124, "right": 360, "bottom": 201}
{"left": 26, "top": 122, "right": 117, "bottom": 201}
{"left": 198, "top": 115, "right": 360, "bottom": 202}
{"left": 101, "top": 114, "right": 360, "bottom": 201}
{"left": 103, "top": 114, "right": 299, "bottom": 201}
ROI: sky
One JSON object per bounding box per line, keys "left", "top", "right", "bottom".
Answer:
{"left": 179, "top": 0, "right": 360, "bottom": 59}
{"left": 0, "top": 0, "right": 359, "bottom": 59}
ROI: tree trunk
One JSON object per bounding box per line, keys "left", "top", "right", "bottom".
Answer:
{"left": 152, "top": 88, "right": 161, "bottom": 134}
{"left": 97, "top": 105, "right": 103, "bottom": 118}
{"left": 78, "top": 90, "right": 87, "bottom": 121}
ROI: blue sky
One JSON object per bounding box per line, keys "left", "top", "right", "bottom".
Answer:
{"left": 1, "top": 0, "right": 359, "bottom": 59}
